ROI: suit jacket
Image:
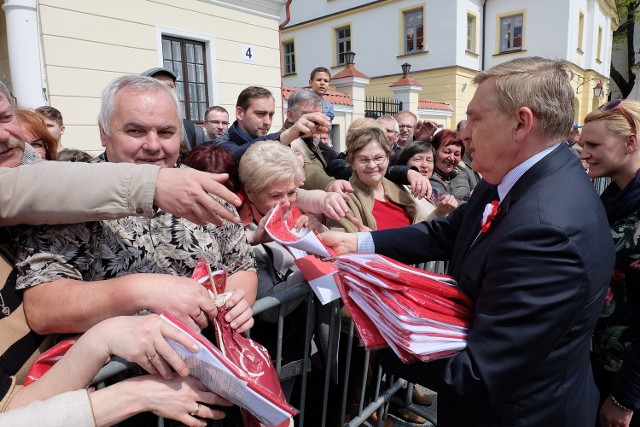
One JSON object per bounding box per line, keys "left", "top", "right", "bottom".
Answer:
{"left": 374, "top": 144, "right": 615, "bottom": 426}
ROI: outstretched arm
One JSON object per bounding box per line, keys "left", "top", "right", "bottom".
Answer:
{"left": 1, "top": 162, "right": 241, "bottom": 227}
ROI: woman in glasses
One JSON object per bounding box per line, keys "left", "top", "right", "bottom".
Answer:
{"left": 581, "top": 99, "right": 640, "bottom": 427}
{"left": 328, "top": 118, "right": 425, "bottom": 232}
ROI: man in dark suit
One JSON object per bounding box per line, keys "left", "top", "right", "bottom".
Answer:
{"left": 320, "top": 57, "right": 615, "bottom": 426}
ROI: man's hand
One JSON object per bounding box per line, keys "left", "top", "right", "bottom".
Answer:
{"left": 406, "top": 169, "right": 432, "bottom": 199}
{"left": 414, "top": 120, "right": 438, "bottom": 142}
{"left": 144, "top": 275, "right": 218, "bottom": 332}
{"left": 280, "top": 112, "right": 331, "bottom": 146}
{"left": 155, "top": 168, "right": 241, "bottom": 226}
{"left": 325, "top": 179, "right": 354, "bottom": 200}
{"left": 318, "top": 230, "right": 359, "bottom": 255}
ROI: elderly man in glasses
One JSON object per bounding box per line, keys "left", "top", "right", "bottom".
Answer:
{"left": 320, "top": 57, "right": 615, "bottom": 427}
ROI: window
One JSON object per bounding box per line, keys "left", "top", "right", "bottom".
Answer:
{"left": 283, "top": 40, "right": 296, "bottom": 76}
{"left": 161, "top": 36, "right": 208, "bottom": 121}
{"left": 577, "top": 12, "right": 585, "bottom": 52}
{"left": 596, "top": 26, "right": 603, "bottom": 61}
{"left": 336, "top": 26, "right": 351, "bottom": 66}
{"left": 404, "top": 9, "right": 424, "bottom": 54}
{"left": 466, "top": 13, "right": 477, "bottom": 53}
{"left": 499, "top": 14, "right": 523, "bottom": 53}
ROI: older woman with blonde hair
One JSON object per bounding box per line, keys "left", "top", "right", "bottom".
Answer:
{"left": 582, "top": 99, "right": 640, "bottom": 427}
{"left": 329, "top": 118, "right": 424, "bottom": 232}
{"left": 238, "top": 140, "right": 338, "bottom": 398}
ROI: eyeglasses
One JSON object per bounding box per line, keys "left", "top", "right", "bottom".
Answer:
{"left": 205, "top": 120, "right": 229, "bottom": 126}
{"left": 599, "top": 99, "right": 637, "bottom": 133}
{"left": 355, "top": 155, "right": 388, "bottom": 167}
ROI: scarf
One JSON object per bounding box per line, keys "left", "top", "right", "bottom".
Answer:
{"left": 601, "top": 169, "right": 640, "bottom": 224}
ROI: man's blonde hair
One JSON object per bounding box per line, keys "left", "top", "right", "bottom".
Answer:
{"left": 473, "top": 56, "right": 574, "bottom": 142}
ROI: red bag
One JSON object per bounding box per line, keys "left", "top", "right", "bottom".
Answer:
{"left": 23, "top": 339, "right": 75, "bottom": 386}
{"left": 192, "top": 258, "right": 294, "bottom": 427}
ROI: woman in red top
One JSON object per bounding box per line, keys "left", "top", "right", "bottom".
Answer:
{"left": 329, "top": 118, "right": 425, "bottom": 232}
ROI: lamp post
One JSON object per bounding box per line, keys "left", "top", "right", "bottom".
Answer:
{"left": 401, "top": 62, "right": 411, "bottom": 77}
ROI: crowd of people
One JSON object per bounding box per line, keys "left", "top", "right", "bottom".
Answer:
{"left": 0, "top": 55, "right": 639, "bottom": 427}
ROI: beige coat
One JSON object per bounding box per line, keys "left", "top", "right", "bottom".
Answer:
{"left": 329, "top": 174, "right": 425, "bottom": 232}
{"left": 0, "top": 161, "right": 159, "bottom": 226}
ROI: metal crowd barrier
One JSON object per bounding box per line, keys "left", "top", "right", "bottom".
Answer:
{"left": 93, "top": 283, "right": 437, "bottom": 426}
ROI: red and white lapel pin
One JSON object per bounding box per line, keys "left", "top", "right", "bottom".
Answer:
{"left": 480, "top": 200, "right": 500, "bottom": 233}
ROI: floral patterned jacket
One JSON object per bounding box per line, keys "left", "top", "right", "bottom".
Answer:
{"left": 592, "top": 188, "right": 640, "bottom": 373}
{"left": 13, "top": 154, "right": 255, "bottom": 290}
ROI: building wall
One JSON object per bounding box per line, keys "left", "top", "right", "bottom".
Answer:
{"left": 282, "top": 0, "right": 616, "bottom": 128}
{"left": 2, "top": 0, "right": 285, "bottom": 153}
{"left": 282, "top": 0, "right": 483, "bottom": 90}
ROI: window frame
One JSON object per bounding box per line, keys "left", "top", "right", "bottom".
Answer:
{"left": 596, "top": 26, "right": 603, "bottom": 62}
{"left": 283, "top": 39, "right": 296, "bottom": 76}
{"left": 403, "top": 8, "right": 424, "bottom": 55}
{"left": 161, "top": 35, "right": 209, "bottom": 122}
{"left": 335, "top": 25, "right": 352, "bottom": 66}
{"left": 499, "top": 13, "right": 524, "bottom": 53}
{"left": 577, "top": 11, "right": 585, "bottom": 53}
{"left": 466, "top": 13, "right": 477, "bottom": 53}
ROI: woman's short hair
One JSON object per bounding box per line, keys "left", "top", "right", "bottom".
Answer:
{"left": 15, "top": 108, "right": 59, "bottom": 160}
{"left": 239, "top": 141, "right": 305, "bottom": 195}
{"left": 345, "top": 119, "right": 390, "bottom": 164}
{"left": 183, "top": 145, "right": 240, "bottom": 193}
{"left": 584, "top": 99, "right": 640, "bottom": 139}
{"left": 396, "top": 141, "right": 435, "bottom": 166}
{"left": 431, "top": 129, "right": 465, "bottom": 158}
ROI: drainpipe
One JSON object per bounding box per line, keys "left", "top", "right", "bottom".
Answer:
{"left": 278, "top": 0, "right": 293, "bottom": 126}
{"left": 481, "top": 0, "right": 487, "bottom": 71}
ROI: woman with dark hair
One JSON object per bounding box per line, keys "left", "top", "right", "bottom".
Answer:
{"left": 183, "top": 145, "right": 240, "bottom": 193}
{"left": 430, "top": 129, "right": 472, "bottom": 203}
{"left": 396, "top": 141, "right": 458, "bottom": 219}
{"left": 16, "top": 109, "right": 58, "bottom": 160}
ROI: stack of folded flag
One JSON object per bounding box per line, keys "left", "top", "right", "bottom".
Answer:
{"left": 333, "top": 253, "right": 473, "bottom": 363}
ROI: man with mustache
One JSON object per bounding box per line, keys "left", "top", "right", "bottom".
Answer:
{"left": 13, "top": 75, "right": 257, "bottom": 338}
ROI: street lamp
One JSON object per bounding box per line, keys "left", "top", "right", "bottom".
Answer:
{"left": 593, "top": 81, "right": 604, "bottom": 98}
{"left": 401, "top": 62, "right": 411, "bottom": 77}
{"left": 344, "top": 50, "right": 356, "bottom": 66}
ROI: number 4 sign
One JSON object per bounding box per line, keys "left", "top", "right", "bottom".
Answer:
{"left": 242, "top": 45, "right": 256, "bottom": 64}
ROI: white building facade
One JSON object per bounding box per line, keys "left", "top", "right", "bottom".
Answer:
{"left": 281, "top": 0, "right": 617, "bottom": 128}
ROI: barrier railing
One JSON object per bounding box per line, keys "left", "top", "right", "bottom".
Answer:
{"left": 93, "top": 282, "right": 437, "bottom": 426}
